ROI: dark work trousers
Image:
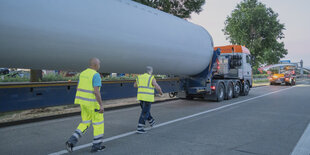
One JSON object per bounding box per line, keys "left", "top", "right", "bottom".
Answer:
{"left": 138, "top": 101, "right": 154, "bottom": 127}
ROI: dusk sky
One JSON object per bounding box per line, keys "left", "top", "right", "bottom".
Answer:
{"left": 189, "top": 0, "right": 310, "bottom": 68}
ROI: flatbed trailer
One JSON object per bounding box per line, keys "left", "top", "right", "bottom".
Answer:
{"left": 0, "top": 78, "right": 181, "bottom": 112}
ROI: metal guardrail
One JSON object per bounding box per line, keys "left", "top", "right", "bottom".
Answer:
{"left": 297, "top": 75, "right": 310, "bottom": 79}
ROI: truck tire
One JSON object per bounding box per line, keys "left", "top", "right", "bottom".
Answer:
{"left": 241, "top": 81, "right": 250, "bottom": 96}
{"left": 216, "top": 83, "right": 224, "bottom": 102}
{"left": 233, "top": 82, "right": 241, "bottom": 98}
{"left": 286, "top": 78, "right": 293, "bottom": 86}
{"left": 226, "top": 82, "right": 233, "bottom": 100}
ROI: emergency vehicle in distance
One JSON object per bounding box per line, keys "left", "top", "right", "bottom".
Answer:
{"left": 269, "top": 66, "right": 296, "bottom": 86}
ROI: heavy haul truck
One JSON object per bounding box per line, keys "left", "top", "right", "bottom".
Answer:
{"left": 178, "top": 45, "right": 252, "bottom": 101}
{"left": 0, "top": 0, "right": 253, "bottom": 112}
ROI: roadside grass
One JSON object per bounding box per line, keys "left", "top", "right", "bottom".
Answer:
{"left": 253, "top": 74, "right": 269, "bottom": 78}
{"left": 253, "top": 79, "right": 269, "bottom": 83}
{"left": 0, "top": 76, "right": 29, "bottom": 82}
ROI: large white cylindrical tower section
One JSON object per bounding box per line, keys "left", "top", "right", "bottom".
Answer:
{"left": 0, "top": 0, "right": 214, "bottom": 76}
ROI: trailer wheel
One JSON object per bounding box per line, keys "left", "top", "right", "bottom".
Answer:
{"left": 226, "top": 82, "right": 233, "bottom": 100}
{"left": 233, "top": 82, "right": 241, "bottom": 98}
{"left": 216, "top": 83, "right": 224, "bottom": 102}
{"left": 169, "top": 92, "right": 177, "bottom": 98}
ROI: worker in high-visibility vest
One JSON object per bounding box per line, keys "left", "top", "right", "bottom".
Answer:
{"left": 66, "top": 57, "right": 105, "bottom": 153}
{"left": 134, "top": 66, "right": 163, "bottom": 133}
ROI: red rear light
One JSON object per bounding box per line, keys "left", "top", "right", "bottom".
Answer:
{"left": 211, "top": 86, "right": 216, "bottom": 90}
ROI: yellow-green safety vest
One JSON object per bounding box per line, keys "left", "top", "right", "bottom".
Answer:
{"left": 74, "top": 68, "right": 100, "bottom": 108}
{"left": 137, "top": 73, "right": 155, "bottom": 102}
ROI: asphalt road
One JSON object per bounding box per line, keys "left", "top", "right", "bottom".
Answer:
{"left": 1, "top": 80, "right": 310, "bottom": 155}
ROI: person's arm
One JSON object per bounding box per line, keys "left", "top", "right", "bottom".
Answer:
{"left": 94, "top": 87, "right": 104, "bottom": 113}
{"left": 134, "top": 77, "right": 138, "bottom": 88}
{"left": 93, "top": 73, "right": 104, "bottom": 113}
{"left": 152, "top": 78, "right": 163, "bottom": 95}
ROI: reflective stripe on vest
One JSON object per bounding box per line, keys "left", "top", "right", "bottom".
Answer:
{"left": 137, "top": 73, "right": 154, "bottom": 102}
{"left": 74, "top": 68, "right": 100, "bottom": 107}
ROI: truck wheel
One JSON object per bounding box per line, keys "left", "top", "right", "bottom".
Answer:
{"left": 226, "top": 82, "right": 233, "bottom": 100}
{"left": 216, "top": 83, "right": 224, "bottom": 102}
{"left": 270, "top": 82, "right": 273, "bottom": 85}
{"left": 233, "top": 82, "right": 240, "bottom": 98}
{"left": 241, "top": 81, "right": 250, "bottom": 96}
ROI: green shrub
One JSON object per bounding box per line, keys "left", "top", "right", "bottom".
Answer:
{"left": 253, "top": 79, "right": 269, "bottom": 83}
{"left": 253, "top": 74, "right": 269, "bottom": 78}
{"left": 0, "top": 75, "right": 29, "bottom": 82}
{"left": 1, "top": 72, "right": 169, "bottom": 83}
{"left": 42, "top": 73, "right": 79, "bottom": 82}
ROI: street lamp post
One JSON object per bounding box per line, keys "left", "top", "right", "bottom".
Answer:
{"left": 300, "top": 59, "right": 303, "bottom": 78}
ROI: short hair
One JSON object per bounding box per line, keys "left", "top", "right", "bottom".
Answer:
{"left": 89, "top": 57, "right": 99, "bottom": 66}
{"left": 146, "top": 66, "right": 153, "bottom": 74}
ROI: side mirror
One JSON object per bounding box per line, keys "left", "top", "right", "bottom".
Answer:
{"left": 250, "top": 55, "right": 255, "bottom": 65}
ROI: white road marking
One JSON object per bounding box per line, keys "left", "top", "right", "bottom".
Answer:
{"left": 49, "top": 86, "right": 295, "bottom": 155}
{"left": 291, "top": 123, "right": 310, "bottom": 155}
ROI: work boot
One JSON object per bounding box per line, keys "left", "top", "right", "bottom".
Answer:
{"left": 136, "top": 128, "right": 147, "bottom": 134}
{"left": 137, "top": 123, "right": 146, "bottom": 134}
{"left": 66, "top": 135, "right": 78, "bottom": 153}
{"left": 65, "top": 141, "right": 74, "bottom": 153}
{"left": 91, "top": 143, "right": 106, "bottom": 152}
{"left": 149, "top": 119, "right": 155, "bottom": 128}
